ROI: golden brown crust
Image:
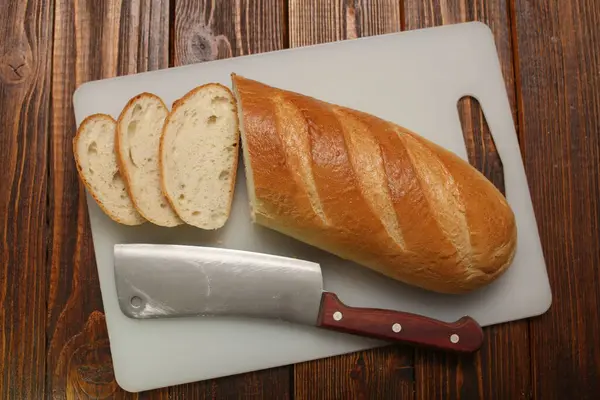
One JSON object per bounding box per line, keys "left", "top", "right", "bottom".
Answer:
{"left": 158, "top": 83, "right": 240, "bottom": 227}
{"left": 115, "top": 92, "right": 180, "bottom": 226}
{"left": 73, "top": 114, "right": 145, "bottom": 226}
{"left": 232, "top": 74, "right": 517, "bottom": 294}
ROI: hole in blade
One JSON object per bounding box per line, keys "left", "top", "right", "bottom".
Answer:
{"left": 130, "top": 296, "right": 143, "bottom": 308}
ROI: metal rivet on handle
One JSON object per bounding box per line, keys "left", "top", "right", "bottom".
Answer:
{"left": 333, "top": 311, "right": 343, "bottom": 321}
{"left": 392, "top": 323, "right": 402, "bottom": 333}
{"left": 450, "top": 334, "right": 460, "bottom": 343}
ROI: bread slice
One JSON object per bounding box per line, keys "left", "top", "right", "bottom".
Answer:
{"left": 73, "top": 114, "right": 146, "bottom": 225}
{"left": 160, "top": 84, "right": 239, "bottom": 229}
{"left": 116, "top": 93, "right": 182, "bottom": 227}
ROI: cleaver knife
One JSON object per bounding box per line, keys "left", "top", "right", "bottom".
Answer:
{"left": 114, "top": 244, "right": 484, "bottom": 353}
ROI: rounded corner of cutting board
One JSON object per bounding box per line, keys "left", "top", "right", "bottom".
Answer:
{"left": 535, "top": 283, "right": 553, "bottom": 317}
{"left": 465, "top": 21, "right": 493, "bottom": 35}
{"left": 112, "top": 358, "right": 171, "bottom": 394}
{"left": 113, "top": 366, "right": 142, "bottom": 394}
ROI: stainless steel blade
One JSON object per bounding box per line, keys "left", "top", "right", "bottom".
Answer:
{"left": 114, "top": 244, "right": 324, "bottom": 325}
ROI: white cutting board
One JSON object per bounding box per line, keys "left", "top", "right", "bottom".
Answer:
{"left": 73, "top": 22, "right": 551, "bottom": 392}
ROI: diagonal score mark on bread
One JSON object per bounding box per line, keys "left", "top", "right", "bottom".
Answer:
{"left": 400, "top": 132, "right": 472, "bottom": 269}
{"left": 272, "top": 95, "right": 328, "bottom": 225}
{"left": 282, "top": 90, "right": 400, "bottom": 261}
{"left": 231, "top": 74, "right": 516, "bottom": 294}
{"left": 333, "top": 107, "right": 406, "bottom": 250}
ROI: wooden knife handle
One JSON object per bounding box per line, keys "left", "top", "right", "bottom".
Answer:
{"left": 317, "top": 292, "right": 483, "bottom": 353}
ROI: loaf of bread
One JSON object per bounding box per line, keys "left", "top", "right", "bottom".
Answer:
{"left": 160, "top": 84, "right": 239, "bottom": 229}
{"left": 116, "top": 93, "right": 182, "bottom": 227}
{"left": 231, "top": 74, "right": 517, "bottom": 294}
{"left": 73, "top": 114, "right": 146, "bottom": 226}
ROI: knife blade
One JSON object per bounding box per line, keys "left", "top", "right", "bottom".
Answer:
{"left": 114, "top": 244, "right": 483, "bottom": 353}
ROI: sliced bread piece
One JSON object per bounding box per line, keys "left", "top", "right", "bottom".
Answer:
{"left": 160, "top": 84, "right": 239, "bottom": 229}
{"left": 116, "top": 93, "right": 182, "bottom": 227}
{"left": 73, "top": 114, "right": 146, "bottom": 225}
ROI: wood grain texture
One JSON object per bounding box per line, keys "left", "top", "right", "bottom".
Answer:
{"left": 118, "top": 0, "right": 170, "bottom": 74}
{"left": 318, "top": 293, "right": 484, "bottom": 353}
{"left": 288, "top": 2, "right": 413, "bottom": 399}
{"left": 514, "top": 0, "right": 600, "bottom": 398}
{"left": 295, "top": 348, "right": 414, "bottom": 400}
{"left": 0, "top": 0, "right": 53, "bottom": 398}
{"left": 170, "top": 1, "right": 291, "bottom": 397}
{"left": 48, "top": 1, "right": 170, "bottom": 398}
{"left": 169, "top": 367, "right": 292, "bottom": 400}
{"left": 173, "top": 0, "right": 287, "bottom": 65}
{"left": 403, "top": 1, "right": 531, "bottom": 398}
{"left": 289, "top": 0, "right": 402, "bottom": 46}
{"left": 52, "top": 312, "right": 121, "bottom": 399}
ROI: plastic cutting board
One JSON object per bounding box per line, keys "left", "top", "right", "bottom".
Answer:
{"left": 72, "top": 22, "right": 552, "bottom": 392}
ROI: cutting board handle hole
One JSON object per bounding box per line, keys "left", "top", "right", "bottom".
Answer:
{"left": 457, "top": 96, "right": 506, "bottom": 196}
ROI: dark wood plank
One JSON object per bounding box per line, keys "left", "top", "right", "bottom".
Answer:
{"left": 0, "top": 0, "right": 53, "bottom": 398}
{"left": 513, "top": 1, "right": 600, "bottom": 398}
{"left": 288, "top": 2, "right": 413, "bottom": 399}
{"left": 289, "top": 0, "right": 402, "bottom": 46}
{"left": 403, "top": 1, "right": 531, "bottom": 399}
{"left": 48, "top": 1, "right": 170, "bottom": 398}
{"left": 295, "top": 348, "right": 414, "bottom": 400}
{"left": 169, "top": 367, "right": 291, "bottom": 400}
{"left": 173, "top": 0, "right": 287, "bottom": 64}
{"left": 170, "top": 1, "right": 290, "bottom": 397}
{"left": 118, "top": 0, "right": 170, "bottom": 74}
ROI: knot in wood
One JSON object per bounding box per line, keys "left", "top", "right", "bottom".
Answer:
{"left": 0, "top": 48, "right": 32, "bottom": 84}
{"left": 188, "top": 29, "right": 218, "bottom": 62}
{"left": 69, "top": 340, "right": 117, "bottom": 398}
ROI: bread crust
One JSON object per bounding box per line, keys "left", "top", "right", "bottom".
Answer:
{"left": 232, "top": 74, "right": 517, "bottom": 294}
{"left": 115, "top": 92, "right": 182, "bottom": 227}
{"left": 73, "top": 113, "right": 145, "bottom": 226}
{"left": 159, "top": 83, "right": 240, "bottom": 229}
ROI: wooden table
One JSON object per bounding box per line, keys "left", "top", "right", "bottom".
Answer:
{"left": 1, "top": 1, "right": 598, "bottom": 399}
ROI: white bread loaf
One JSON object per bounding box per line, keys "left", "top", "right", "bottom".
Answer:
{"left": 160, "top": 84, "right": 239, "bottom": 229}
{"left": 231, "top": 74, "right": 517, "bottom": 294}
{"left": 115, "top": 93, "right": 182, "bottom": 227}
{"left": 73, "top": 114, "right": 146, "bottom": 226}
